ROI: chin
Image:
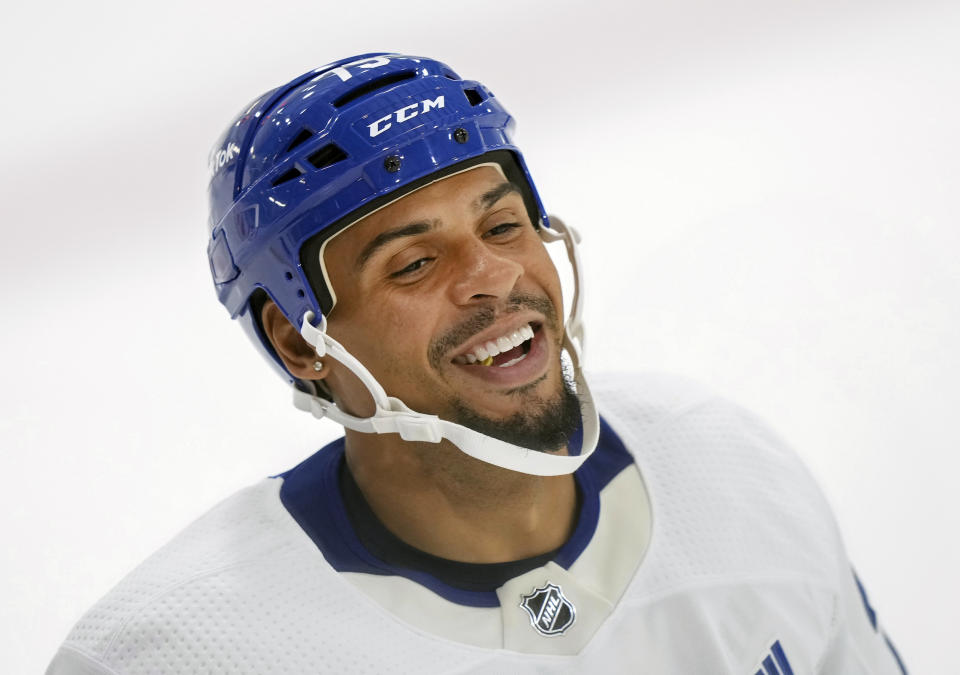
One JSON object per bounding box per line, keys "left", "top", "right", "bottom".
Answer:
{"left": 447, "top": 366, "right": 581, "bottom": 453}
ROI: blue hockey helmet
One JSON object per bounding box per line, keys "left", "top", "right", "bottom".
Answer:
{"left": 206, "top": 53, "right": 598, "bottom": 476}
{"left": 208, "top": 53, "right": 549, "bottom": 376}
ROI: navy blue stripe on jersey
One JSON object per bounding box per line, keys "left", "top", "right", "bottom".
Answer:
{"left": 754, "top": 641, "right": 793, "bottom": 675}
{"left": 851, "top": 569, "right": 908, "bottom": 673}
{"left": 883, "top": 633, "right": 908, "bottom": 674}
{"left": 853, "top": 569, "right": 877, "bottom": 630}
{"left": 554, "top": 417, "right": 633, "bottom": 569}
{"left": 771, "top": 640, "right": 794, "bottom": 675}
{"left": 277, "top": 416, "right": 634, "bottom": 607}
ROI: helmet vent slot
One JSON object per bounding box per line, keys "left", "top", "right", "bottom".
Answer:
{"left": 308, "top": 144, "right": 348, "bottom": 169}
{"left": 463, "top": 87, "right": 485, "bottom": 106}
{"left": 272, "top": 166, "right": 304, "bottom": 186}
{"left": 333, "top": 71, "right": 417, "bottom": 108}
{"left": 285, "top": 128, "right": 314, "bottom": 153}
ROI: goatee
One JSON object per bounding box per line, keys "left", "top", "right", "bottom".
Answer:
{"left": 449, "top": 366, "right": 582, "bottom": 453}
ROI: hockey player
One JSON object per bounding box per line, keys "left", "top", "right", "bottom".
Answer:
{"left": 47, "top": 53, "right": 908, "bottom": 674}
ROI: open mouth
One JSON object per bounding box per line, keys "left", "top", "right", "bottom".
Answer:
{"left": 451, "top": 322, "right": 539, "bottom": 368}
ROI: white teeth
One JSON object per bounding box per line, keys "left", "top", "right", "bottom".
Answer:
{"left": 498, "top": 352, "right": 528, "bottom": 368}
{"left": 454, "top": 322, "right": 536, "bottom": 365}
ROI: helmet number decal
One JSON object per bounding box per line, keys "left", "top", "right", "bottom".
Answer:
{"left": 322, "top": 55, "right": 393, "bottom": 83}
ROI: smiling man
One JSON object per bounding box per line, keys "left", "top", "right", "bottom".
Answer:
{"left": 48, "top": 53, "right": 907, "bottom": 674}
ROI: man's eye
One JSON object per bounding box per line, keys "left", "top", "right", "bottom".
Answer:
{"left": 484, "top": 222, "right": 521, "bottom": 238}
{"left": 390, "top": 257, "right": 433, "bottom": 278}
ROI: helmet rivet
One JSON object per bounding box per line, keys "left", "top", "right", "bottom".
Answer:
{"left": 453, "top": 127, "right": 469, "bottom": 144}
{"left": 384, "top": 155, "right": 402, "bottom": 173}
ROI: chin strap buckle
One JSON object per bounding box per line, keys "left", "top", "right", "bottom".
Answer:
{"left": 394, "top": 416, "right": 443, "bottom": 443}
{"left": 379, "top": 397, "right": 443, "bottom": 443}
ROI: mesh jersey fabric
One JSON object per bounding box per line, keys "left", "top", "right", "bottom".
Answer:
{"left": 47, "top": 372, "right": 905, "bottom": 674}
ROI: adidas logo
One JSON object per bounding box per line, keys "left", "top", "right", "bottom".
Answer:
{"left": 752, "top": 640, "right": 793, "bottom": 675}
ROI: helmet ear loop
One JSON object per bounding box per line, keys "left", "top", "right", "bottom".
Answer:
{"left": 299, "top": 311, "right": 401, "bottom": 414}
{"left": 296, "top": 311, "right": 447, "bottom": 443}
{"left": 539, "top": 216, "right": 586, "bottom": 367}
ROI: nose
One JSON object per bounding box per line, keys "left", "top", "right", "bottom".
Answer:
{"left": 448, "top": 237, "right": 524, "bottom": 306}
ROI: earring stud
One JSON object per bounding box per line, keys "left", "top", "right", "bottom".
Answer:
{"left": 313, "top": 360, "right": 324, "bottom": 372}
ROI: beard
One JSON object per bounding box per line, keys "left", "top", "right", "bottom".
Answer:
{"left": 429, "top": 290, "right": 582, "bottom": 453}
{"left": 447, "top": 364, "right": 582, "bottom": 452}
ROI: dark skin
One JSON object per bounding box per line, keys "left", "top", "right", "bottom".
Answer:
{"left": 261, "top": 166, "right": 577, "bottom": 563}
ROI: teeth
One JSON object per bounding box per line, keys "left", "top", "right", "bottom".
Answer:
{"left": 498, "top": 353, "right": 528, "bottom": 368}
{"left": 453, "top": 322, "right": 536, "bottom": 365}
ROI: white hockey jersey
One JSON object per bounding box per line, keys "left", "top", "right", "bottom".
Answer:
{"left": 47, "top": 373, "right": 907, "bottom": 674}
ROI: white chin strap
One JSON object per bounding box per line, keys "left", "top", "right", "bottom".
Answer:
{"left": 292, "top": 218, "right": 599, "bottom": 477}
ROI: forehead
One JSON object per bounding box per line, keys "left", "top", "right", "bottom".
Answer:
{"left": 328, "top": 164, "right": 509, "bottom": 252}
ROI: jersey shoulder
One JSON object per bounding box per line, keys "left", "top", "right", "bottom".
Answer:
{"left": 590, "top": 369, "right": 817, "bottom": 487}
{"left": 48, "top": 476, "right": 486, "bottom": 674}
{"left": 591, "top": 369, "right": 846, "bottom": 586}
{"left": 48, "top": 479, "right": 315, "bottom": 672}
{"left": 588, "top": 369, "right": 720, "bottom": 436}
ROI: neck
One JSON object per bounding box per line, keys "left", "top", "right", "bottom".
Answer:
{"left": 343, "top": 429, "right": 578, "bottom": 563}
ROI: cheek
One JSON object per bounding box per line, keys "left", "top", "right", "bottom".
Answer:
{"left": 328, "top": 297, "right": 438, "bottom": 375}
{"left": 367, "top": 290, "right": 430, "bottom": 343}
{"left": 525, "top": 247, "right": 564, "bottom": 305}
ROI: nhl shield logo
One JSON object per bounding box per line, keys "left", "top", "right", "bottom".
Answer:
{"left": 520, "top": 583, "right": 576, "bottom": 636}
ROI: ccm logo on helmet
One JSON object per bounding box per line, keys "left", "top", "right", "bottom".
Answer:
{"left": 368, "top": 96, "right": 445, "bottom": 138}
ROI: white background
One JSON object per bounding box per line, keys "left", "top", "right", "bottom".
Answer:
{"left": 1, "top": 0, "right": 956, "bottom": 672}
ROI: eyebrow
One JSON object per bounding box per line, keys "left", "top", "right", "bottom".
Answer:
{"left": 356, "top": 220, "right": 434, "bottom": 271}
{"left": 475, "top": 181, "right": 522, "bottom": 212}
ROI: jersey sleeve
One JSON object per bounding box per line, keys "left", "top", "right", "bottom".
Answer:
{"left": 711, "top": 389, "right": 909, "bottom": 674}
{"left": 713, "top": 388, "right": 909, "bottom": 674}
{"left": 817, "top": 565, "right": 909, "bottom": 674}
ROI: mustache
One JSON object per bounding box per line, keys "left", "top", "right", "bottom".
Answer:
{"left": 428, "top": 291, "right": 560, "bottom": 368}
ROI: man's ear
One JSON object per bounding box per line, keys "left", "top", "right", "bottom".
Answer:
{"left": 260, "top": 300, "right": 330, "bottom": 380}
